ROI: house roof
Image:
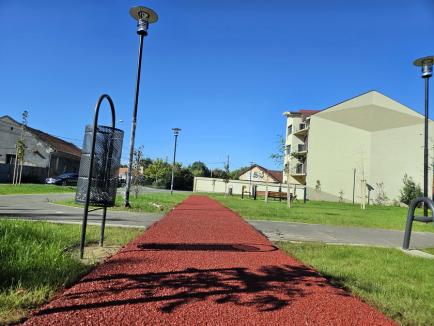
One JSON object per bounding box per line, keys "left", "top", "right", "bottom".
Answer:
{"left": 283, "top": 109, "right": 322, "bottom": 119}
{"left": 238, "top": 164, "right": 283, "bottom": 183}
{"left": 0, "top": 115, "right": 81, "bottom": 157}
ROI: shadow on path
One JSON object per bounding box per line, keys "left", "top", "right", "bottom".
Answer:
{"left": 36, "top": 264, "right": 347, "bottom": 316}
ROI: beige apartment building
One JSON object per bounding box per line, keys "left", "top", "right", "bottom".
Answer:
{"left": 284, "top": 91, "right": 434, "bottom": 203}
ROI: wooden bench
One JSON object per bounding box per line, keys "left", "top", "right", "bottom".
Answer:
{"left": 256, "top": 191, "right": 296, "bottom": 201}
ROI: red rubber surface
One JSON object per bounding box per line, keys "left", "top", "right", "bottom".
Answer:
{"left": 23, "top": 196, "right": 395, "bottom": 325}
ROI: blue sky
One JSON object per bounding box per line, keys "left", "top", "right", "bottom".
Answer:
{"left": 1, "top": 0, "right": 433, "bottom": 170}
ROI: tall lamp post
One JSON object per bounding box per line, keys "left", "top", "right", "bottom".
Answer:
{"left": 170, "top": 128, "right": 181, "bottom": 195}
{"left": 124, "top": 6, "right": 158, "bottom": 207}
{"left": 414, "top": 56, "right": 434, "bottom": 214}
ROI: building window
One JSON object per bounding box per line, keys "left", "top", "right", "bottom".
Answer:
{"left": 287, "top": 125, "right": 292, "bottom": 135}
{"left": 6, "top": 154, "right": 16, "bottom": 164}
{"left": 299, "top": 123, "right": 306, "bottom": 130}
{"left": 286, "top": 145, "right": 291, "bottom": 155}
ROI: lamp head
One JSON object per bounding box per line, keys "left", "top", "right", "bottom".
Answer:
{"left": 414, "top": 56, "right": 434, "bottom": 78}
{"left": 130, "top": 6, "right": 158, "bottom": 36}
{"left": 172, "top": 128, "right": 181, "bottom": 136}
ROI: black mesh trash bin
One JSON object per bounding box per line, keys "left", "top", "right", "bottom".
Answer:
{"left": 76, "top": 125, "right": 124, "bottom": 207}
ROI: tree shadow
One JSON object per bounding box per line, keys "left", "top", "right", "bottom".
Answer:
{"left": 137, "top": 243, "right": 278, "bottom": 252}
{"left": 36, "top": 263, "right": 349, "bottom": 316}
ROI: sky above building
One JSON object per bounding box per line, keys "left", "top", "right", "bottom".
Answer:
{"left": 1, "top": 0, "right": 433, "bottom": 170}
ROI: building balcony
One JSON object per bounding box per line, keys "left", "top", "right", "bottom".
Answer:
{"left": 293, "top": 124, "right": 309, "bottom": 137}
{"left": 294, "top": 144, "right": 307, "bottom": 156}
{"left": 289, "top": 164, "right": 306, "bottom": 176}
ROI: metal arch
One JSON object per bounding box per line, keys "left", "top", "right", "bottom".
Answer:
{"left": 80, "top": 94, "right": 117, "bottom": 259}
{"left": 402, "top": 197, "right": 434, "bottom": 250}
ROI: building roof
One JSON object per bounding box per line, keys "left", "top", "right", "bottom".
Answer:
{"left": 283, "top": 109, "right": 322, "bottom": 119}
{"left": 315, "top": 90, "right": 430, "bottom": 132}
{"left": 238, "top": 164, "right": 283, "bottom": 183}
{"left": 0, "top": 115, "right": 81, "bottom": 157}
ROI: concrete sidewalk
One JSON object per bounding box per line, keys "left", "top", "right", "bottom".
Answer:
{"left": 249, "top": 219, "right": 434, "bottom": 249}
{"left": 0, "top": 193, "right": 163, "bottom": 228}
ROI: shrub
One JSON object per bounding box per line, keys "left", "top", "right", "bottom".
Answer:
{"left": 399, "top": 174, "right": 422, "bottom": 205}
{"left": 374, "top": 182, "right": 389, "bottom": 205}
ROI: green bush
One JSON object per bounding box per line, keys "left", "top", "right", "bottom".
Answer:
{"left": 399, "top": 174, "right": 422, "bottom": 205}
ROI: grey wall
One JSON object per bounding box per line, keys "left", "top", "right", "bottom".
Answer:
{"left": 0, "top": 163, "right": 48, "bottom": 183}
{"left": 0, "top": 118, "right": 52, "bottom": 168}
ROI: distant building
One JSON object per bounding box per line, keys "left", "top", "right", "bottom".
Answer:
{"left": 238, "top": 164, "right": 283, "bottom": 183}
{"left": 283, "top": 91, "right": 434, "bottom": 203}
{"left": 0, "top": 115, "right": 81, "bottom": 181}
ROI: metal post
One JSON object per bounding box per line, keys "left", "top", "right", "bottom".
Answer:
{"left": 100, "top": 206, "right": 107, "bottom": 246}
{"left": 124, "top": 6, "right": 158, "bottom": 207}
{"left": 170, "top": 132, "right": 179, "bottom": 194}
{"left": 424, "top": 77, "right": 429, "bottom": 216}
{"left": 125, "top": 33, "right": 145, "bottom": 207}
{"left": 352, "top": 168, "right": 356, "bottom": 204}
{"left": 414, "top": 56, "right": 434, "bottom": 216}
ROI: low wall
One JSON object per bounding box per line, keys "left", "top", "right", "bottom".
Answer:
{"left": 0, "top": 163, "right": 48, "bottom": 183}
{"left": 193, "top": 177, "right": 306, "bottom": 199}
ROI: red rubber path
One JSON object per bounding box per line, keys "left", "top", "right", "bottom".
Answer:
{"left": 24, "top": 196, "right": 395, "bottom": 325}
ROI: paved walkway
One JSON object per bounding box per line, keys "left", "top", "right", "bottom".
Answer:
{"left": 0, "top": 193, "right": 162, "bottom": 228}
{"left": 23, "top": 196, "right": 394, "bottom": 325}
{"left": 249, "top": 220, "right": 434, "bottom": 249}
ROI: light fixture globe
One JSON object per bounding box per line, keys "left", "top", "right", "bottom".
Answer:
{"left": 130, "top": 6, "right": 158, "bottom": 23}
{"left": 172, "top": 127, "right": 181, "bottom": 136}
{"left": 414, "top": 56, "right": 434, "bottom": 78}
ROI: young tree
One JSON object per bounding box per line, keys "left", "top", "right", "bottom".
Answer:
{"left": 374, "top": 182, "right": 389, "bottom": 206}
{"left": 13, "top": 110, "right": 28, "bottom": 185}
{"left": 131, "top": 146, "right": 144, "bottom": 198}
{"left": 270, "top": 135, "right": 291, "bottom": 208}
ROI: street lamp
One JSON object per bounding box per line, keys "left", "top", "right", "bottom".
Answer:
{"left": 124, "top": 6, "right": 158, "bottom": 207}
{"left": 170, "top": 128, "right": 181, "bottom": 195}
{"left": 414, "top": 56, "right": 434, "bottom": 214}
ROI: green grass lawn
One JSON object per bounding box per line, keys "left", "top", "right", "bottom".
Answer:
{"left": 278, "top": 242, "right": 434, "bottom": 325}
{"left": 0, "top": 219, "right": 142, "bottom": 324}
{"left": 0, "top": 183, "right": 76, "bottom": 195}
{"left": 210, "top": 194, "right": 434, "bottom": 233}
{"left": 56, "top": 192, "right": 191, "bottom": 214}
{"left": 423, "top": 247, "right": 434, "bottom": 255}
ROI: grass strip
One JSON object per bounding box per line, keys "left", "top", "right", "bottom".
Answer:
{"left": 0, "top": 219, "right": 142, "bottom": 324}
{"left": 0, "top": 184, "right": 76, "bottom": 195}
{"left": 278, "top": 242, "right": 434, "bottom": 325}
{"left": 56, "top": 192, "right": 190, "bottom": 214}
{"left": 210, "top": 194, "right": 434, "bottom": 233}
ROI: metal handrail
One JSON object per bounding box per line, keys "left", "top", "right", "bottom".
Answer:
{"left": 402, "top": 197, "right": 434, "bottom": 250}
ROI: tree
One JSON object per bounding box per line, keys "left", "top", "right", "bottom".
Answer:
{"left": 143, "top": 159, "right": 172, "bottom": 187}
{"left": 269, "top": 134, "right": 285, "bottom": 167}
{"left": 171, "top": 167, "right": 194, "bottom": 190}
{"left": 400, "top": 174, "right": 423, "bottom": 205}
{"left": 229, "top": 166, "right": 249, "bottom": 180}
{"left": 13, "top": 110, "right": 28, "bottom": 185}
{"left": 189, "top": 161, "right": 210, "bottom": 177}
{"left": 131, "top": 146, "right": 144, "bottom": 198}
{"left": 210, "top": 168, "right": 228, "bottom": 179}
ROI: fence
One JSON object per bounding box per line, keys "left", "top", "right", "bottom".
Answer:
{"left": 193, "top": 177, "right": 306, "bottom": 199}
